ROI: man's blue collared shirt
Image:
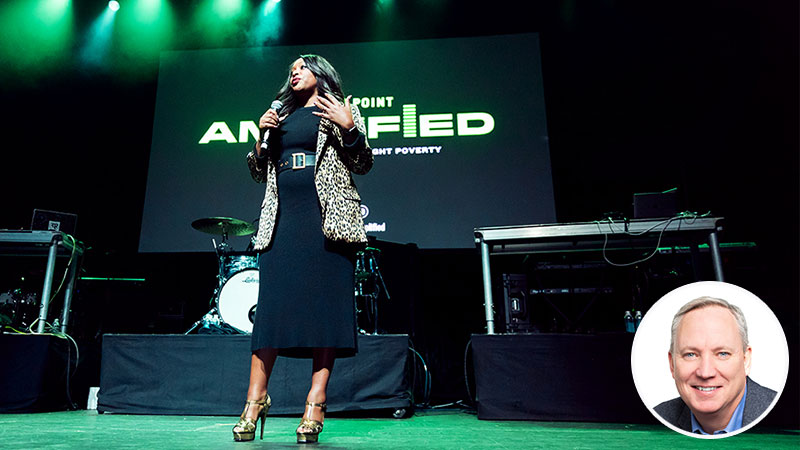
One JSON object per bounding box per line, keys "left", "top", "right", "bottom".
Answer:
{"left": 691, "top": 383, "right": 747, "bottom": 435}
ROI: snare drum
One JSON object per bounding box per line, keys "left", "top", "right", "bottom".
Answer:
{"left": 217, "top": 269, "right": 259, "bottom": 333}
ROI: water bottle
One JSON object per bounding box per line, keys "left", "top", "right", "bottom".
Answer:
{"left": 624, "top": 310, "right": 635, "bottom": 333}
{"left": 633, "top": 310, "right": 642, "bottom": 331}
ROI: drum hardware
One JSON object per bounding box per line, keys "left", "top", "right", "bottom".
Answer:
{"left": 354, "top": 247, "right": 390, "bottom": 335}
{"left": 191, "top": 217, "right": 259, "bottom": 282}
{"left": 186, "top": 217, "right": 260, "bottom": 335}
{"left": 184, "top": 306, "right": 223, "bottom": 335}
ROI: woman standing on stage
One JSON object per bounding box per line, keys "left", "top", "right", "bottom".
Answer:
{"left": 233, "top": 54, "right": 372, "bottom": 443}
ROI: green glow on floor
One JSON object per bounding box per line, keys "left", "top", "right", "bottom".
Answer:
{"left": 0, "top": 409, "right": 796, "bottom": 449}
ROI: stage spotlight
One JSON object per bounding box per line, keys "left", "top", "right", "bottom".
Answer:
{"left": 249, "top": 0, "right": 282, "bottom": 45}
{"left": 108, "top": 1, "right": 120, "bottom": 12}
{"left": 193, "top": 0, "right": 249, "bottom": 46}
{"left": 37, "top": 0, "right": 71, "bottom": 23}
{"left": 1, "top": 0, "right": 74, "bottom": 77}
{"left": 79, "top": 2, "right": 117, "bottom": 69}
{"left": 134, "top": 0, "right": 165, "bottom": 24}
{"left": 112, "top": 0, "right": 174, "bottom": 72}
{"left": 213, "top": 0, "right": 244, "bottom": 19}
{"left": 264, "top": 0, "right": 281, "bottom": 15}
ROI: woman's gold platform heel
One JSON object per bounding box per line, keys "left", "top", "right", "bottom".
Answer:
{"left": 296, "top": 401, "right": 327, "bottom": 444}
{"left": 232, "top": 395, "right": 271, "bottom": 442}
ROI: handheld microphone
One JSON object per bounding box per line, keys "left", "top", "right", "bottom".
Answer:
{"left": 260, "top": 99, "right": 284, "bottom": 150}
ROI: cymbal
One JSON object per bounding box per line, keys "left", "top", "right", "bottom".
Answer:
{"left": 191, "top": 217, "right": 255, "bottom": 237}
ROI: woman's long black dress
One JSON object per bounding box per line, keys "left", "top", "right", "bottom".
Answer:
{"left": 250, "top": 106, "right": 357, "bottom": 358}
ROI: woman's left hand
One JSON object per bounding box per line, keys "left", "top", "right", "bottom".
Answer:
{"left": 313, "top": 93, "right": 355, "bottom": 131}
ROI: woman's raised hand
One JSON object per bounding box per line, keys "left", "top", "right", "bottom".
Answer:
{"left": 313, "top": 93, "right": 355, "bottom": 131}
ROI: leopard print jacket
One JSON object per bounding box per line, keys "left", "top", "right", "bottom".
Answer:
{"left": 246, "top": 104, "right": 373, "bottom": 251}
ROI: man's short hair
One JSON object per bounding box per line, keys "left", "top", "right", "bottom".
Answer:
{"left": 669, "top": 296, "right": 749, "bottom": 354}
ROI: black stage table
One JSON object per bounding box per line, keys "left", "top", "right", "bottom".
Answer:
{"left": 0, "top": 230, "right": 84, "bottom": 333}
{"left": 474, "top": 217, "right": 724, "bottom": 333}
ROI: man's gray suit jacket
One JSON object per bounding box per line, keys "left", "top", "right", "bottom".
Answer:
{"left": 653, "top": 377, "right": 777, "bottom": 432}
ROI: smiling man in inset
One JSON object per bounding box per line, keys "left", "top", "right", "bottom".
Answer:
{"left": 654, "top": 297, "right": 776, "bottom": 435}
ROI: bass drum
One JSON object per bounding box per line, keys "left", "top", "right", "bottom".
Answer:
{"left": 217, "top": 269, "right": 259, "bottom": 333}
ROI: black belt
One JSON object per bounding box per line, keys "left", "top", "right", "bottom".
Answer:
{"left": 277, "top": 153, "right": 316, "bottom": 174}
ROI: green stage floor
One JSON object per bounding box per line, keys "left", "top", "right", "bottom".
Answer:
{"left": 1, "top": 409, "right": 797, "bottom": 449}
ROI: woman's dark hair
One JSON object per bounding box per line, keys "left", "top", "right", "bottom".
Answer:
{"left": 275, "top": 54, "right": 344, "bottom": 115}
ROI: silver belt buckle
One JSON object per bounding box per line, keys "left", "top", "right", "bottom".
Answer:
{"left": 291, "top": 153, "right": 306, "bottom": 169}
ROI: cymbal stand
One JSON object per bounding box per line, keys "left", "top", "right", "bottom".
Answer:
{"left": 185, "top": 239, "right": 227, "bottom": 335}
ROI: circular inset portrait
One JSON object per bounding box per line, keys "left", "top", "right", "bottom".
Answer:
{"left": 631, "top": 281, "right": 789, "bottom": 438}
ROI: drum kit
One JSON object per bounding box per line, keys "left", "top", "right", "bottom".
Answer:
{"left": 185, "top": 217, "right": 259, "bottom": 335}
{"left": 184, "top": 217, "right": 390, "bottom": 335}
